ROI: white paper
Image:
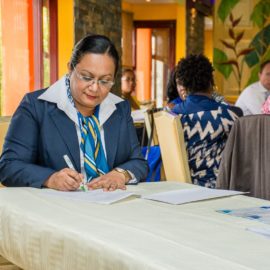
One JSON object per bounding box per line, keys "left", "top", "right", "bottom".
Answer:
{"left": 42, "top": 189, "right": 139, "bottom": 204}
{"left": 246, "top": 227, "right": 270, "bottom": 238}
{"left": 131, "top": 109, "right": 146, "bottom": 123}
{"left": 142, "top": 188, "right": 245, "bottom": 205}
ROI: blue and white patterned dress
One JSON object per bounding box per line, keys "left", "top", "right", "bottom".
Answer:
{"left": 172, "top": 95, "right": 238, "bottom": 188}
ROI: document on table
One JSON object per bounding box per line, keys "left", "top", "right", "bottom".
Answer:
{"left": 246, "top": 227, "right": 270, "bottom": 238}
{"left": 42, "top": 189, "right": 139, "bottom": 204}
{"left": 142, "top": 188, "right": 245, "bottom": 205}
{"left": 217, "top": 206, "right": 270, "bottom": 225}
{"left": 218, "top": 205, "right": 270, "bottom": 239}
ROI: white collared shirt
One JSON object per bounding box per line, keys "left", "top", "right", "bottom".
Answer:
{"left": 235, "top": 81, "right": 269, "bottom": 115}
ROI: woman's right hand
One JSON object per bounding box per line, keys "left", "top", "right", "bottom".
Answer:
{"left": 43, "top": 168, "right": 84, "bottom": 191}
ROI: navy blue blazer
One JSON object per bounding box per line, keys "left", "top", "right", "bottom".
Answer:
{"left": 0, "top": 89, "right": 148, "bottom": 187}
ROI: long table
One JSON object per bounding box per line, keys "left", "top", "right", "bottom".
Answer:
{"left": 1, "top": 182, "right": 270, "bottom": 270}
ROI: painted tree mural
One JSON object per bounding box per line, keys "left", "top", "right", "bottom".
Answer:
{"left": 213, "top": 0, "right": 270, "bottom": 93}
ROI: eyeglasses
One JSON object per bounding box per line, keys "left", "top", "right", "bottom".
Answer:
{"left": 72, "top": 65, "right": 115, "bottom": 90}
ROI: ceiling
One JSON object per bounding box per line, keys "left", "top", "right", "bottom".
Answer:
{"left": 123, "top": 0, "right": 180, "bottom": 4}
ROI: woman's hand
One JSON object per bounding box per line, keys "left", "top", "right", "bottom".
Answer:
{"left": 43, "top": 168, "right": 84, "bottom": 191}
{"left": 87, "top": 170, "right": 128, "bottom": 192}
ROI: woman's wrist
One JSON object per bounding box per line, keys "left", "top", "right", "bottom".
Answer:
{"left": 113, "top": 168, "right": 131, "bottom": 183}
{"left": 43, "top": 175, "right": 54, "bottom": 188}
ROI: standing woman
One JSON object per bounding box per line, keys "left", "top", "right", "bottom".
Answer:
{"left": 0, "top": 34, "right": 148, "bottom": 191}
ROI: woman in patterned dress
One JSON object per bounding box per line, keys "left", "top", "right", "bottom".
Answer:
{"left": 172, "top": 54, "right": 238, "bottom": 188}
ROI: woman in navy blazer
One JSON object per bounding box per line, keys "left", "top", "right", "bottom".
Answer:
{"left": 0, "top": 35, "right": 148, "bottom": 191}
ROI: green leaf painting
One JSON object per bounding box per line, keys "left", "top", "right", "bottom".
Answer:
{"left": 213, "top": 48, "right": 233, "bottom": 79}
{"left": 245, "top": 24, "right": 270, "bottom": 67}
{"left": 217, "top": 0, "right": 240, "bottom": 22}
{"left": 250, "top": 0, "right": 270, "bottom": 28}
{"left": 245, "top": 64, "right": 260, "bottom": 87}
{"left": 215, "top": 0, "right": 270, "bottom": 94}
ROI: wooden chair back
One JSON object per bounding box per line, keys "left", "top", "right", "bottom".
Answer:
{"left": 154, "top": 111, "right": 191, "bottom": 183}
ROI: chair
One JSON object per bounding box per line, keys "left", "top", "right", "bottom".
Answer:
{"left": 143, "top": 108, "right": 160, "bottom": 146}
{"left": 153, "top": 111, "right": 191, "bottom": 183}
{"left": 143, "top": 108, "right": 165, "bottom": 181}
{"left": 217, "top": 115, "right": 270, "bottom": 200}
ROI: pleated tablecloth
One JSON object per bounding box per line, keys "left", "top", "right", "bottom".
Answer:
{"left": 1, "top": 182, "right": 270, "bottom": 270}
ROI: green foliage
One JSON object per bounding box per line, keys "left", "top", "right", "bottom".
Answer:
{"left": 245, "top": 0, "right": 270, "bottom": 88}
{"left": 213, "top": 48, "right": 233, "bottom": 79}
{"left": 250, "top": 0, "right": 270, "bottom": 28}
{"left": 217, "top": 0, "right": 240, "bottom": 22}
{"left": 215, "top": 0, "right": 270, "bottom": 94}
{"left": 245, "top": 24, "right": 270, "bottom": 67}
{"left": 245, "top": 64, "right": 260, "bottom": 87}
{"left": 214, "top": 12, "right": 254, "bottom": 93}
{"left": 244, "top": 50, "right": 260, "bottom": 68}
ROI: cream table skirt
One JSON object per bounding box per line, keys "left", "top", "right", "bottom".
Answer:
{"left": 1, "top": 182, "right": 270, "bottom": 270}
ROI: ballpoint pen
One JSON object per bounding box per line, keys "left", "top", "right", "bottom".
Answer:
{"left": 63, "top": 154, "right": 87, "bottom": 191}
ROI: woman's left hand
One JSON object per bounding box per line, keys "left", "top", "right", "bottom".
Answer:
{"left": 87, "top": 170, "right": 127, "bottom": 192}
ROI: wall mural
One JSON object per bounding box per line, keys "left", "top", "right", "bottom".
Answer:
{"left": 214, "top": 0, "right": 270, "bottom": 94}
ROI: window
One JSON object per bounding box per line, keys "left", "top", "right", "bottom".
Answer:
{"left": 0, "top": 0, "right": 58, "bottom": 116}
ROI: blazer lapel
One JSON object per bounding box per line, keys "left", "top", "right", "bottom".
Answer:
{"left": 49, "top": 109, "right": 81, "bottom": 171}
{"left": 104, "top": 111, "right": 121, "bottom": 169}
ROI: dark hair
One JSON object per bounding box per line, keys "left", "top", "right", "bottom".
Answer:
{"left": 70, "top": 34, "right": 119, "bottom": 76}
{"left": 175, "top": 54, "right": 214, "bottom": 94}
{"left": 122, "top": 68, "right": 135, "bottom": 76}
{"left": 166, "top": 67, "right": 178, "bottom": 102}
{"left": 260, "top": 60, "right": 270, "bottom": 73}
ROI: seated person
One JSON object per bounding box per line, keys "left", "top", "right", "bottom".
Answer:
{"left": 236, "top": 60, "right": 270, "bottom": 115}
{"left": 172, "top": 54, "right": 239, "bottom": 188}
{"left": 166, "top": 67, "right": 243, "bottom": 116}
{"left": 166, "top": 67, "right": 186, "bottom": 110}
{"left": 121, "top": 68, "right": 140, "bottom": 110}
{"left": 0, "top": 34, "right": 148, "bottom": 191}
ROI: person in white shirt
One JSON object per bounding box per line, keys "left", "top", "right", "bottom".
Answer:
{"left": 235, "top": 60, "right": 270, "bottom": 115}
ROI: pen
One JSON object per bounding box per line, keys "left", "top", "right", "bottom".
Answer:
{"left": 63, "top": 154, "right": 75, "bottom": 170}
{"left": 63, "top": 155, "right": 87, "bottom": 191}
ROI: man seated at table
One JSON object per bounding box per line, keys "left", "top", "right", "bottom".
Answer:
{"left": 236, "top": 60, "right": 270, "bottom": 115}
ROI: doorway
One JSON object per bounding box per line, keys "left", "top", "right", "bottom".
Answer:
{"left": 134, "top": 20, "right": 176, "bottom": 107}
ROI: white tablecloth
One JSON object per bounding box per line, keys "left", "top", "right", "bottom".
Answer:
{"left": 1, "top": 182, "right": 270, "bottom": 270}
